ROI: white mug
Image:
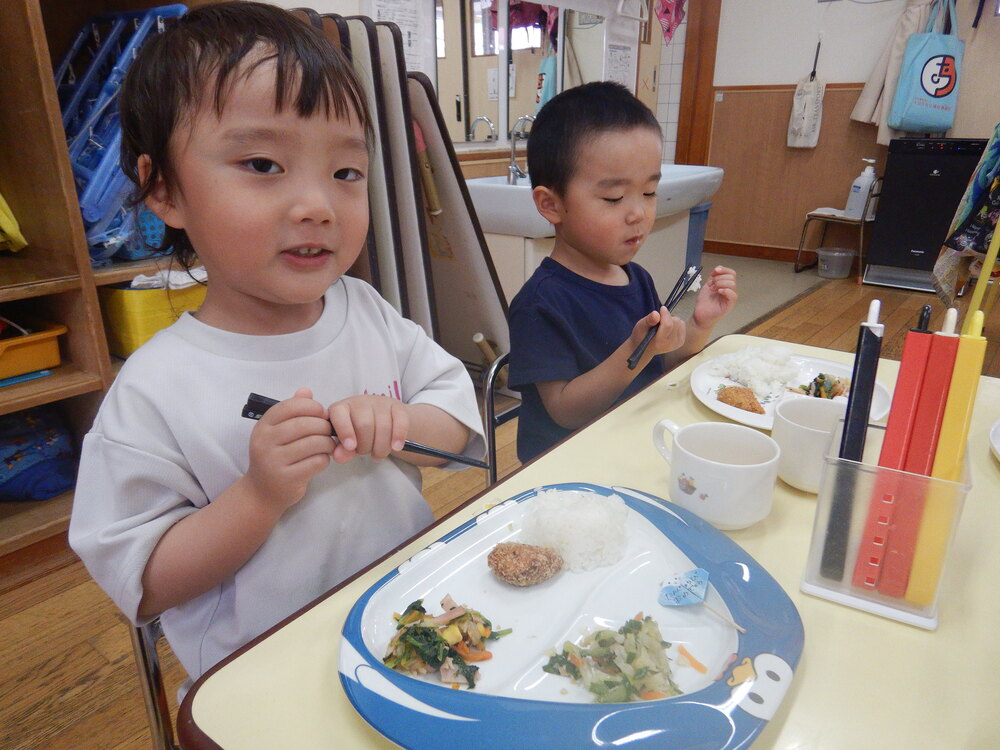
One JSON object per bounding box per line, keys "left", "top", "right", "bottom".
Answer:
{"left": 652, "top": 419, "right": 780, "bottom": 530}
{"left": 771, "top": 397, "right": 846, "bottom": 493}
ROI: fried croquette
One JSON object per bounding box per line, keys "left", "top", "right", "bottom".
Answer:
{"left": 717, "top": 385, "right": 765, "bottom": 414}
{"left": 487, "top": 542, "right": 563, "bottom": 586}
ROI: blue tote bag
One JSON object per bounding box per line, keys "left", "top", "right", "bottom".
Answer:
{"left": 888, "top": 0, "right": 963, "bottom": 133}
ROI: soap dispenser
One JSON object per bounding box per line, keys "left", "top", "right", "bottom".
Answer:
{"left": 844, "top": 158, "right": 877, "bottom": 221}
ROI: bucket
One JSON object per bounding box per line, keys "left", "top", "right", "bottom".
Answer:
{"left": 816, "top": 247, "right": 855, "bottom": 279}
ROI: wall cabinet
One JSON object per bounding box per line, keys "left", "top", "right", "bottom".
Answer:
{"left": 0, "top": 0, "right": 207, "bottom": 556}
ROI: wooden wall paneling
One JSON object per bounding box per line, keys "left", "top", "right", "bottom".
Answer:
{"left": 705, "top": 86, "right": 887, "bottom": 260}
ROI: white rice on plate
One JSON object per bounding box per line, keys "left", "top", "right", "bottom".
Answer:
{"left": 706, "top": 345, "right": 799, "bottom": 400}
{"left": 520, "top": 489, "right": 627, "bottom": 572}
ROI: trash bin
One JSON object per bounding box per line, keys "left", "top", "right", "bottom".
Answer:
{"left": 816, "top": 247, "right": 855, "bottom": 279}
{"left": 686, "top": 201, "right": 711, "bottom": 269}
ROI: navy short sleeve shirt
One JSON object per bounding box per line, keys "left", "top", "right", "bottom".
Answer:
{"left": 508, "top": 257, "right": 666, "bottom": 462}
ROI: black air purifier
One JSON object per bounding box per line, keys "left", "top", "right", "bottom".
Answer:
{"left": 864, "top": 137, "right": 987, "bottom": 292}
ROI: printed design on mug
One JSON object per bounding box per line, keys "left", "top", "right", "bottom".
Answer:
{"left": 677, "top": 474, "right": 708, "bottom": 500}
{"left": 920, "top": 55, "right": 957, "bottom": 98}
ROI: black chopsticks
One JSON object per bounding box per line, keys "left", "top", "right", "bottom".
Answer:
{"left": 819, "top": 300, "right": 884, "bottom": 581}
{"left": 626, "top": 264, "right": 702, "bottom": 370}
{"left": 241, "top": 393, "right": 489, "bottom": 470}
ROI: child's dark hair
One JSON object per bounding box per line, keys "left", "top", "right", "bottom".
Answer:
{"left": 527, "top": 81, "right": 661, "bottom": 195}
{"left": 120, "top": 1, "right": 372, "bottom": 268}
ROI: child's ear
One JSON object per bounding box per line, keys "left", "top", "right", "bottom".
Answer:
{"left": 532, "top": 185, "right": 563, "bottom": 226}
{"left": 137, "top": 155, "right": 184, "bottom": 229}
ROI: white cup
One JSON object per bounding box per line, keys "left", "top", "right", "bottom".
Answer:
{"left": 771, "top": 397, "right": 847, "bottom": 494}
{"left": 652, "top": 419, "right": 780, "bottom": 530}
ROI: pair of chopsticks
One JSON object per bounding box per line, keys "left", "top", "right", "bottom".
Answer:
{"left": 626, "top": 265, "right": 702, "bottom": 370}
{"left": 241, "top": 393, "right": 488, "bottom": 470}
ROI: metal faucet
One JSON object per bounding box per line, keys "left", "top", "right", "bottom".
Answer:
{"left": 467, "top": 115, "right": 496, "bottom": 142}
{"left": 508, "top": 114, "right": 534, "bottom": 185}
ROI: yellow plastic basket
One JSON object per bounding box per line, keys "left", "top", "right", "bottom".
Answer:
{"left": 99, "top": 283, "right": 206, "bottom": 358}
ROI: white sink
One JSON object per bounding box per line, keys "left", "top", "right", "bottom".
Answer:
{"left": 466, "top": 164, "right": 724, "bottom": 239}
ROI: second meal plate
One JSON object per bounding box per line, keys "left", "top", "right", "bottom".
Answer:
{"left": 690, "top": 353, "right": 891, "bottom": 430}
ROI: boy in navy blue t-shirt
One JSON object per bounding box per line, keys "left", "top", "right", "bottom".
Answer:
{"left": 508, "top": 82, "right": 738, "bottom": 462}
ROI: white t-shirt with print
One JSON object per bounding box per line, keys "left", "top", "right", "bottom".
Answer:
{"left": 69, "top": 277, "right": 485, "bottom": 681}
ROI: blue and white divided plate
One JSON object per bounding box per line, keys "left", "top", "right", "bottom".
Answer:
{"left": 339, "top": 483, "right": 804, "bottom": 749}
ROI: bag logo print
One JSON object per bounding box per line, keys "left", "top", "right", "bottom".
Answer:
{"left": 920, "top": 55, "right": 957, "bottom": 98}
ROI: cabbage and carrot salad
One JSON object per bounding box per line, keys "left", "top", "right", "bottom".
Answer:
{"left": 383, "top": 594, "right": 511, "bottom": 689}
{"left": 542, "top": 614, "right": 681, "bottom": 703}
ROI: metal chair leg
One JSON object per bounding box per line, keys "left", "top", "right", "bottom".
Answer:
{"left": 794, "top": 217, "right": 819, "bottom": 273}
{"left": 483, "top": 352, "right": 518, "bottom": 486}
{"left": 129, "top": 618, "right": 179, "bottom": 750}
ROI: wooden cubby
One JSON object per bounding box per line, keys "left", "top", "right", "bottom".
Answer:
{"left": 0, "top": 0, "right": 212, "bottom": 556}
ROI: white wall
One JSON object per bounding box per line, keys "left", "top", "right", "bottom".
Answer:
{"left": 715, "top": 0, "right": 906, "bottom": 86}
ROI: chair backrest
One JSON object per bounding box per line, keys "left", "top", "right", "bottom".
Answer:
{"left": 483, "top": 352, "right": 518, "bottom": 485}
{"left": 128, "top": 618, "right": 179, "bottom": 750}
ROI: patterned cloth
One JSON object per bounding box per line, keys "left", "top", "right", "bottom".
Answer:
{"left": 655, "top": 0, "right": 686, "bottom": 44}
{"left": 932, "top": 122, "right": 1000, "bottom": 305}
{"left": 0, "top": 406, "right": 76, "bottom": 502}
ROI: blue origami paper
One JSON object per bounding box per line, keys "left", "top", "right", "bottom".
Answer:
{"left": 659, "top": 568, "right": 710, "bottom": 607}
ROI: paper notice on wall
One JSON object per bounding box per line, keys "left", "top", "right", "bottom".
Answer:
{"left": 362, "top": 0, "right": 435, "bottom": 77}
{"left": 603, "top": 14, "right": 640, "bottom": 92}
{"left": 605, "top": 44, "right": 634, "bottom": 87}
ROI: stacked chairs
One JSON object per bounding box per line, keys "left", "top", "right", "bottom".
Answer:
{"left": 55, "top": 5, "right": 185, "bottom": 265}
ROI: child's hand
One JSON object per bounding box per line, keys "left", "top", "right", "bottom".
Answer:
{"left": 631, "top": 307, "right": 687, "bottom": 359}
{"left": 328, "top": 395, "right": 409, "bottom": 463}
{"left": 246, "top": 387, "right": 335, "bottom": 511}
{"left": 692, "top": 266, "right": 738, "bottom": 329}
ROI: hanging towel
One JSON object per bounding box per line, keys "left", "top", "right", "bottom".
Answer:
{"left": 788, "top": 76, "right": 826, "bottom": 148}
{"left": 789, "top": 39, "right": 825, "bottom": 149}
{"left": 851, "top": 0, "right": 936, "bottom": 146}
{"left": 931, "top": 122, "right": 1000, "bottom": 304}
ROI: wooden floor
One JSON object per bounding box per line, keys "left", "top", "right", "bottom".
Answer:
{"left": 1, "top": 273, "right": 996, "bottom": 749}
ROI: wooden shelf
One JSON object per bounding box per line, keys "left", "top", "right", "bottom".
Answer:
{"left": 0, "top": 1, "right": 192, "bottom": 560}
{"left": 0, "top": 276, "right": 81, "bottom": 304}
{"left": 93, "top": 257, "right": 174, "bottom": 287}
{"left": 0, "top": 490, "right": 73, "bottom": 558}
{"left": 0, "top": 251, "right": 81, "bottom": 303}
{"left": 0, "top": 363, "right": 104, "bottom": 417}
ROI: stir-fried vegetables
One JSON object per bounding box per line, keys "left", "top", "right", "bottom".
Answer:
{"left": 542, "top": 614, "right": 681, "bottom": 703}
{"left": 382, "top": 595, "right": 511, "bottom": 689}
{"left": 795, "top": 372, "right": 849, "bottom": 399}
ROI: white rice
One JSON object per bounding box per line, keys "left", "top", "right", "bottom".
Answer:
{"left": 520, "top": 489, "right": 628, "bottom": 572}
{"left": 707, "top": 345, "right": 799, "bottom": 400}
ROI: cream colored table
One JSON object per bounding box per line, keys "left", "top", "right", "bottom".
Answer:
{"left": 178, "top": 335, "right": 1000, "bottom": 749}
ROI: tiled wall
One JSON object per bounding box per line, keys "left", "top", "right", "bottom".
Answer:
{"left": 655, "top": 19, "right": 686, "bottom": 164}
